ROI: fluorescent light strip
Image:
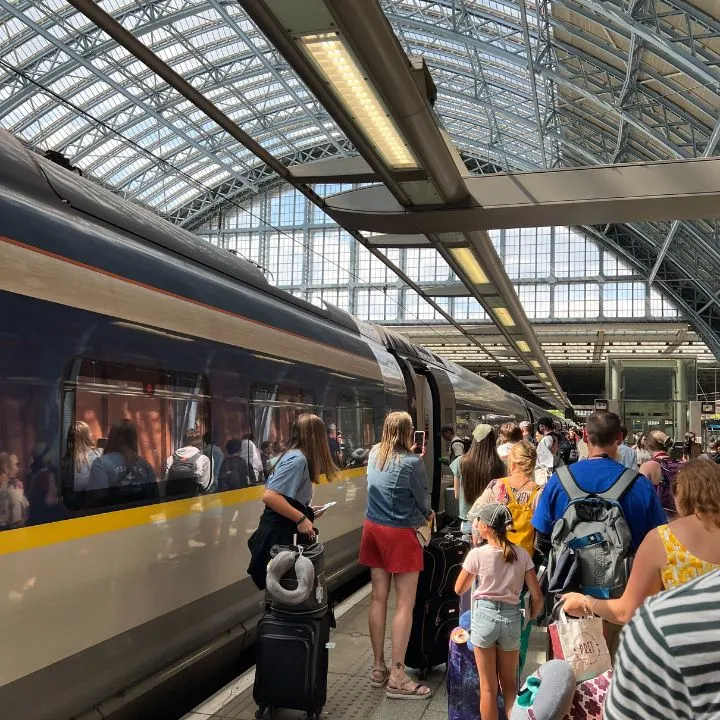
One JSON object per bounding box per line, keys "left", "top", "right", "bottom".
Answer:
{"left": 530, "top": 360, "right": 541, "bottom": 368}
{"left": 300, "top": 33, "right": 417, "bottom": 170}
{"left": 449, "top": 247, "right": 489, "bottom": 285}
{"left": 516, "top": 341, "right": 531, "bottom": 353}
{"left": 494, "top": 307, "right": 515, "bottom": 327}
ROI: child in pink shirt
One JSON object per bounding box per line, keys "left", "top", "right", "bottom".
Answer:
{"left": 454, "top": 502, "right": 543, "bottom": 720}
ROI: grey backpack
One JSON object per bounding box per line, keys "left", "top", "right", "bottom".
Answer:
{"left": 547, "top": 464, "right": 638, "bottom": 600}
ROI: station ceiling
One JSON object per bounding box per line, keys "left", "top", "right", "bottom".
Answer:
{"left": 1, "top": 0, "right": 720, "bottom": 373}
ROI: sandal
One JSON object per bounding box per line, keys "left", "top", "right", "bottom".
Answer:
{"left": 386, "top": 679, "right": 432, "bottom": 700}
{"left": 370, "top": 666, "right": 390, "bottom": 688}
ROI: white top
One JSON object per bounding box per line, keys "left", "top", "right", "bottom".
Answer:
{"left": 240, "top": 439, "right": 264, "bottom": 479}
{"left": 165, "top": 447, "right": 212, "bottom": 491}
{"left": 536, "top": 434, "right": 554, "bottom": 470}
{"left": 497, "top": 442, "right": 515, "bottom": 461}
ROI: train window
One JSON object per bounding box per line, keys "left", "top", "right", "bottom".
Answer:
{"left": 337, "top": 395, "right": 376, "bottom": 468}
{"left": 61, "top": 359, "right": 211, "bottom": 510}
{"left": 253, "top": 385, "right": 315, "bottom": 479}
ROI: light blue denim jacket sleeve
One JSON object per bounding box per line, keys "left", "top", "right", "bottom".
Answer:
{"left": 365, "top": 447, "right": 432, "bottom": 528}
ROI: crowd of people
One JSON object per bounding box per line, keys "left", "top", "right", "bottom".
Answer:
{"left": 0, "top": 419, "right": 297, "bottom": 529}
{"left": 6, "top": 406, "right": 720, "bottom": 716}
{"left": 255, "top": 409, "right": 720, "bottom": 718}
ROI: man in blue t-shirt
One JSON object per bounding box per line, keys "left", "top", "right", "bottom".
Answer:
{"left": 532, "top": 410, "right": 666, "bottom": 553}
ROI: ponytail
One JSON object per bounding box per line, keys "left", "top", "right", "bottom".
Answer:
{"left": 492, "top": 527, "right": 517, "bottom": 563}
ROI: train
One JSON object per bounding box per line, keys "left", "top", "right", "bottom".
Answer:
{"left": 0, "top": 130, "right": 552, "bottom": 720}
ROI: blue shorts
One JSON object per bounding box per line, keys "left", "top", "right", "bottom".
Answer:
{"left": 471, "top": 599, "right": 522, "bottom": 651}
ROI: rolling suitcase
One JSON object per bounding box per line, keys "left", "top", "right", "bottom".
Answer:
{"left": 406, "top": 595, "right": 460, "bottom": 676}
{"left": 447, "top": 626, "right": 506, "bottom": 720}
{"left": 253, "top": 610, "right": 331, "bottom": 720}
{"left": 417, "top": 532, "right": 469, "bottom": 598}
{"left": 406, "top": 532, "right": 469, "bottom": 676}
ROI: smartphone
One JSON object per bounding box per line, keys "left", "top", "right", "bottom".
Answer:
{"left": 413, "top": 430, "right": 425, "bottom": 453}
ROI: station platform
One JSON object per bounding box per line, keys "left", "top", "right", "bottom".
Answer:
{"left": 183, "top": 585, "right": 546, "bottom": 720}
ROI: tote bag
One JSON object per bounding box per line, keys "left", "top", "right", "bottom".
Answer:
{"left": 548, "top": 604, "right": 611, "bottom": 683}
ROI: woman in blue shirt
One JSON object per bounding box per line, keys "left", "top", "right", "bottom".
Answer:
{"left": 359, "top": 411, "right": 434, "bottom": 700}
{"left": 247, "top": 413, "right": 338, "bottom": 589}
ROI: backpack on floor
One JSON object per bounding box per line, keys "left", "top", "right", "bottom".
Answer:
{"left": 547, "top": 465, "right": 638, "bottom": 600}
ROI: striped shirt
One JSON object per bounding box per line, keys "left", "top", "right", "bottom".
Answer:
{"left": 604, "top": 569, "right": 720, "bottom": 720}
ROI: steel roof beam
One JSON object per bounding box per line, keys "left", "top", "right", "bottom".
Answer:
{"left": 555, "top": 0, "right": 720, "bottom": 90}
{"left": 648, "top": 114, "right": 720, "bottom": 283}
{"left": 0, "top": 0, "right": 262, "bottom": 196}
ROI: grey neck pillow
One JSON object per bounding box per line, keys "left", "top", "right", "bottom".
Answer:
{"left": 266, "top": 550, "right": 315, "bottom": 605}
{"left": 510, "top": 660, "right": 576, "bottom": 720}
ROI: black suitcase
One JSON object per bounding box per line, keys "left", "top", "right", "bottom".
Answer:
{"left": 253, "top": 610, "right": 331, "bottom": 720}
{"left": 417, "top": 532, "right": 469, "bottom": 599}
{"left": 406, "top": 532, "right": 468, "bottom": 677}
{"left": 405, "top": 595, "right": 461, "bottom": 678}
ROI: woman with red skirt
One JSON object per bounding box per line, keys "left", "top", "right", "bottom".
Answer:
{"left": 359, "top": 411, "right": 434, "bottom": 700}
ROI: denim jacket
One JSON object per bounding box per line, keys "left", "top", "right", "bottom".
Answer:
{"left": 365, "top": 447, "right": 432, "bottom": 528}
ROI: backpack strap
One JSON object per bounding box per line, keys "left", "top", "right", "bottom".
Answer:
{"left": 602, "top": 467, "right": 639, "bottom": 502}
{"left": 556, "top": 464, "right": 585, "bottom": 501}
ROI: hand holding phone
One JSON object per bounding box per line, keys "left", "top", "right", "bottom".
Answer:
{"left": 413, "top": 430, "right": 426, "bottom": 454}
{"left": 312, "top": 501, "right": 337, "bottom": 518}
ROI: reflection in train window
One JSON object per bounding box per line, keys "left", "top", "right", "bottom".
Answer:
{"left": 62, "top": 359, "right": 210, "bottom": 509}
{"left": 253, "top": 385, "right": 315, "bottom": 478}
{"left": 338, "top": 396, "right": 376, "bottom": 468}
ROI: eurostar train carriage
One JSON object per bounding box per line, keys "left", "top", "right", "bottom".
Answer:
{"left": 0, "top": 131, "right": 548, "bottom": 720}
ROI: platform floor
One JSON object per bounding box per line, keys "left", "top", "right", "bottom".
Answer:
{"left": 183, "top": 586, "right": 546, "bottom": 720}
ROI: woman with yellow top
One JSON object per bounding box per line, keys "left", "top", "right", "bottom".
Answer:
{"left": 562, "top": 459, "right": 720, "bottom": 623}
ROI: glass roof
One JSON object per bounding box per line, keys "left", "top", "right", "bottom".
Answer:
{"left": 1, "top": 0, "right": 720, "bottom": 357}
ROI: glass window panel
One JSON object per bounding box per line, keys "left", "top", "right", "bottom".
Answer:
{"left": 453, "top": 297, "right": 487, "bottom": 321}
{"left": 515, "top": 284, "right": 551, "bottom": 319}
{"left": 355, "top": 288, "right": 399, "bottom": 321}
{"left": 649, "top": 288, "right": 679, "bottom": 318}
{"left": 554, "top": 284, "right": 600, "bottom": 319}
{"left": 62, "top": 360, "right": 211, "bottom": 510}
{"left": 603, "top": 282, "right": 646, "bottom": 318}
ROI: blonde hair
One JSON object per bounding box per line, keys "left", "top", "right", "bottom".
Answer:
{"left": 673, "top": 459, "right": 720, "bottom": 528}
{"left": 507, "top": 440, "right": 537, "bottom": 475}
{"left": 65, "top": 421, "right": 96, "bottom": 472}
{"left": 286, "top": 413, "right": 339, "bottom": 483}
{"left": 373, "top": 411, "right": 413, "bottom": 471}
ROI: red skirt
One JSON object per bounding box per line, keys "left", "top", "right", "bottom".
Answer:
{"left": 358, "top": 519, "right": 423, "bottom": 574}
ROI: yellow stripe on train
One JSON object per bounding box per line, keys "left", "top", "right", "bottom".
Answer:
{"left": 0, "top": 467, "right": 367, "bottom": 557}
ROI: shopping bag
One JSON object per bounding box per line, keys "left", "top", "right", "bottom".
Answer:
{"left": 548, "top": 603, "right": 611, "bottom": 683}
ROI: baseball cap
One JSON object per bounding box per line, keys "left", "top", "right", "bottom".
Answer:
{"left": 519, "top": 421, "right": 531, "bottom": 429}
{"left": 470, "top": 502, "right": 513, "bottom": 532}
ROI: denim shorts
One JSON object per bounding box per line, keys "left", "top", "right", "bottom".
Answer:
{"left": 471, "top": 599, "right": 522, "bottom": 651}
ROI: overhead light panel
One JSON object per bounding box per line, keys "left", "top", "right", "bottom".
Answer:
{"left": 530, "top": 360, "right": 541, "bottom": 369}
{"left": 517, "top": 341, "right": 531, "bottom": 353}
{"left": 539, "top": 372, "right": 548, "bottom": 379}
{"left": 299, "top": 33, "right": 418, "bottom": 170}
{"left": 450, "top": 247, "right": 489, "bottom": 285}
{"left": 494, "top": 307, "right": 515, "bottom": 327}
